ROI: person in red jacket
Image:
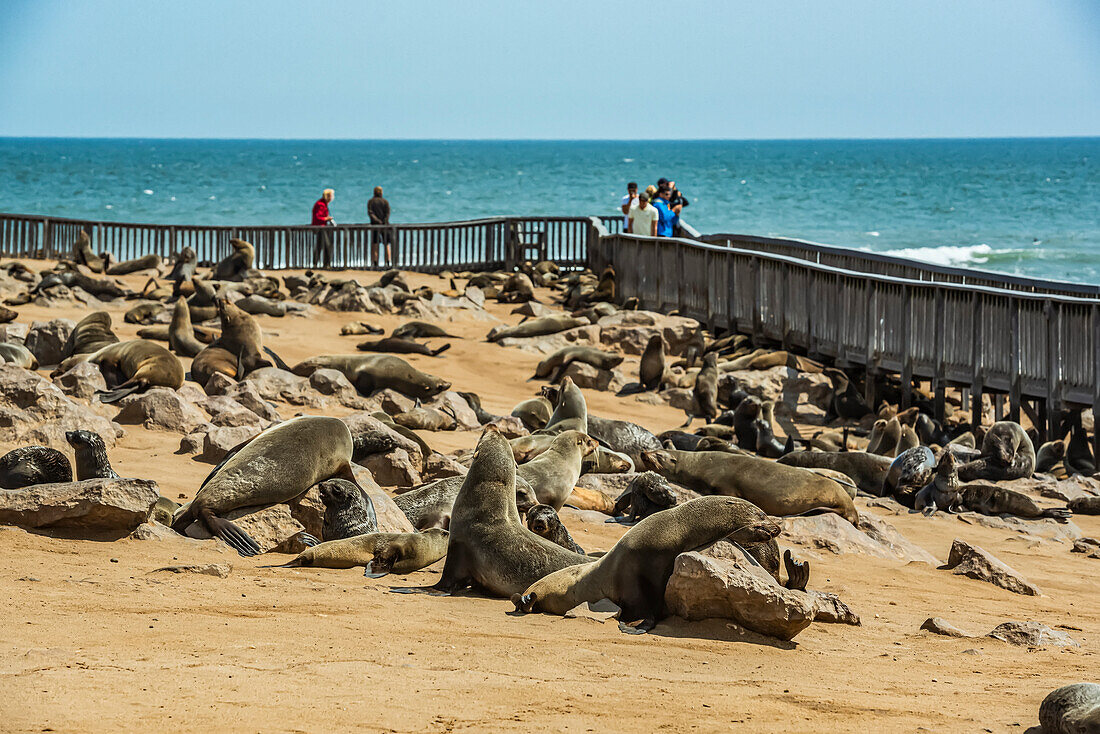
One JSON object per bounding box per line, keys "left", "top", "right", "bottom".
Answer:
{"left": 312, "top": 188, "right": 335, "bottom": 268}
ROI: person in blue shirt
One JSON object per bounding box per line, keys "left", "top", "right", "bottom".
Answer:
{"left": 652, "top": 186, "right": 676, "bottom": 237}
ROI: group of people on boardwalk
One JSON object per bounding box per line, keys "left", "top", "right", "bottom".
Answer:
{"left": 620, "top": 178, "right": 688, "bottom": 238}
{"left": 311, "top": 187, "right": 392, "bottom": 269}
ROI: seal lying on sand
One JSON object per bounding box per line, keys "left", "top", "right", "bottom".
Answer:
{"left": 0, "top": 446, "right": 72, "bottom": 488}
{"left": 641, "top": 449, "right": 860, "bottom": 524}
{"left": 356, "top": 337, "right": 451, "bottom": 357}
{"left": 430, "top": 427, "right": 593, "bottom": 597}
{"left": 487, "top": 315, "right": 588, "bottom": 342}
{"left": 512, "top": 496, "right": 781, "bottom": 632}
{"left": 171, "top": 416, "right": 360, "bottom": 556}
{"left": 960, "top": 482, "right": 1071, "bottom": 521}
{"left": 291, "top": 354, "right": 450, "bottom": 400}
{"left": 272, "top": 529, "right": 450, "bottom": 576}
{"left": 392, "top": 321, "right": 459, "bottom": 339}
{"left": 60, "top": 339, "right": 184, "bottom": 403}
{"left": 532, "top": 347, "right": 623, "bottom": 381}
{"left": 1038, "top": 682, "right": 1100, "bottom": 734}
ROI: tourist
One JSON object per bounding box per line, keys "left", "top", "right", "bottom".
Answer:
{"left": 368, "top": 186, "right": 393, "bottom": 267}
{"left": 619, "top": 182, "right": 638, "bottom": 230}
{"left": 628, "top": 192, "right": 659, "bottom": 236}
{"left": 312, "top": 188, "right": 335, "bottom": 268}
{"left": 652, "top": 186, "right": 676, "bottom": 237}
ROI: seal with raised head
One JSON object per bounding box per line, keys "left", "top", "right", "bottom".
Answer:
{"left": 517, "top": 430, "right": 599, "bottom": 510}
{"left": 510, "top": 396, "right": 552, "bottom": 431}
{"left": 167, "top": 296, "right": 205, "bottom": 358}
{"left": 212, "top": 238, "right": 255, "bottom": 282}
{"left": 1038, "top": 682, "right": 1100, "bottom": 734}
{"left": 683, "top": 352, "right": 719, "bottom": 426}
{"left": 431, "top": 427, "right": 593, "bottom": 597}
{"left": 867, "top": 417, "right": 903, "bottom": 457}
{"left": 64, "top": 430, "right": 119, "bottom": 480}
{"left": 526, "top": 504, "right": 585, "bottom": 554}
{"left": 318, "top": 478, "right": 378, "bottom": 541}
{"left": 822, "top": 367, "right": 872, "bottom": 420}
{"left": 639, "top": 335, "right": 669, "bottom": 392}
{"left": 0, "top": 446, "right": 72, "bottom": 489}
{"left": 913, "top": 451, "right": 962, "bottom": 514}
{"left": 171, "top": 416, "right": 361, "bottom": 556}
{"left": 272, "top": 529, "right": 450, "bottom": 575}
{"left": 778, "top": 450, "right": 892, "bottom": 496}
{"left": 168, "top": 246, "right": 198, "bottom": 296}
{"left": 512, "top": 496, "right": 782, "bottom": 631}
{"left": 1035, "top": 440, "right": 1066, "bottom": 474}
{"left": 60, "top": 311, "right": 120, "bottom": 362}
{"left": 641, "top": 449, "right": 860, "bottom": 524}
{"left": 884, "top": 446, "right": 936, "bottom": 506}
{"left": 291, "top": 354, "right": 450, "bottom": 400}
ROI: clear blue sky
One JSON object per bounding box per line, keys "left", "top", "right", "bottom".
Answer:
{"left": 1, "top": 0, "right": 1097, "bottom": 139}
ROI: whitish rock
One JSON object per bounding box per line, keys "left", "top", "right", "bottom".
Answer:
{"left": 1071, "top": 538, "right": 1100, "bottom": 558}
{"left": 782, "top": 512, "right": 939, "bottom": 564}
{"left": 1039, "top": 475, "right": 1100, "bottom": 503}
{"left": 375, "top": 388, "right": 415, "bottom": 416}
{"left": 323, "top": 282, "right": 384, "bottom": 313}
{"left": 809, "top": 591, "right": 860, "bottom": 625}
{"left": 128, "top": 521, "right": 228, "bottom": 551}
{"left": 114, "top": 387, "right": 208, "bottom": 433}
{"left": 434, "top": 392, "right": 481, "bottom": 430}
{"left": 176, "top": 382, "right": 208, "bottom": 404}
{"left": 560, "top": 361, "right": 622, "bottom": 392}
{"left": 987, "top": 621, "right": 1078, "bottom": 648}
{"left": 660, "top": 387, "right": 694, "bottom": 412}
{"left": 0, "top": 365, "right": 122, "bottom": 447}
{"left": 25, "top": 318, "right": 75, "bottom": 365}
{"left": 597, "top": 311, "right": 698, "bottom": 356}
{"left": 858, "top": 513, "right": 942, "bottom": 564}
{"left": 200, "top": 395, "right": 270, "bottom": 428}
{"left": 496, "top": 325, "right": 602, "bottom": 355}
{"left": 52, "top": 361, "right": 107, "bottom": 400}
{"left": 720, "top": 367, "right": 832, "bottom": 417}
{"left": 202, "top": 372, "right": 236, "bottom": 396}
{"left": 309, "top": 368, "right": 368, "bottom": 408}
{"left": 184, "top": 504, "right": 310, "bottom": 554}
{"left": 485, "top": 415, "right": 529, "bottom": 438}
{"left": 0, "top": 478, "right": 159, "bottom": 536}
{"left": 150, "top": 563, "right": 231, "bottom": 578}
{"left": 0, "top": 323, "right": 28, "bottom": 344}
{"left": 920, "top": 617, "right": 975, "bottom": 638}
{"left": 664, "top": 551, "right": 816, "bottom": 641}
{"left": 222, "top": 380, "right": 282, "bottom": 422}
{"left": 243, "top": 367, "right": 312, "bottom": 402}
{"left": 362, "top": 448, "right": 422, "bottom": 488}
{"left": 196, "top": 424, "right": 263, "bottom": 464}
{"left": 955, "top": 512, "right": 1081, "bottom": 542}
{"left": 944, "top": 538, "right": 1040, "bottom": 596}
{"left": 422, "top": 452, "right": 468, "bottom": 480}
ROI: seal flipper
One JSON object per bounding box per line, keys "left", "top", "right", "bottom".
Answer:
{"left": 783, "top": 549, "right": 810, "bottom": 591}
{"left": 96, "top": 382, "right": 143, "bottom": 404}
{"left": 201, "top": 509, "right": 262, "bottom": 557}
{"left": 263, "top": 346, "right": 291, "bottom": 371}
{"left": 1041, "top": 506, "right": 1072, "bottom": 522}
{"left": 429, "top": 343, "right": 451, "bottom": 357}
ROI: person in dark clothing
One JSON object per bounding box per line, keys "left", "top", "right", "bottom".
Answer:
{"left": 367, "top": 186, "right": 392, "bottom": 267}
{"left": 312, "top": 188, "right": 335, "bottom": 268}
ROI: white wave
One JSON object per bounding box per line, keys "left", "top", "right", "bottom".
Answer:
{"left": 866, "top": 231, "right": 880, "bottom": 237}
{"left": 880, "top": 243, "right": 998, "bottom": 266}
{"left": 622, "top": 158, "right": 635, "bottom": 163}
{"left": 143, "top": 189, "right": 154, "bottom": 195}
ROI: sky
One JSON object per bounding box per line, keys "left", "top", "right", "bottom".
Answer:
{"left": 0, "top": 1, "right": 1097, "bottom": 140}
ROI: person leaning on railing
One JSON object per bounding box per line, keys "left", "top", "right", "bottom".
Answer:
{"left": 368, "top": 186, "right": 392, "bottom": 268}
{"left": 312, "top": 188, "right": 335, "bottom": 268}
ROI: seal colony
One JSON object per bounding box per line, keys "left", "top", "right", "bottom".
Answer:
{"left": 1, "top": 245, "right": 1098, "bottom": 731}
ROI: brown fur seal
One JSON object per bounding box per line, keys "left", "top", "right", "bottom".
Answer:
{"left": 393, "top": 473, "right": 539, "bottom": 530}
{"left": 526, "top": 504, "right": 585, "bottom": 554}
{"left": 168, "top": 246, "right": 197, "bottom": 296}
{"left": 0, "top": 342, "right": 38, "bottom": 369}
{"left": 0, "top": 446, "right": 72, "bottom": 488}
{"left": 1035, "top": 440, "right": 1066, "bottom": 473}
{"left": 683, "top": 352, "right": 719, "bottom": 426}
{"left": 913, "top": 451, "right": 962, "bottom": 514}
{"left": 291, "top": 354, "right": 450, "bottom": 400}
{"left": 778, "top": 450, "right": 891, "bottom": 496}
{"left": 271, "top": 529, "right": 450, "bottom": 576}
{"left": 511, "top": 396, "right": 552, "bottom": 431}
{"left": 392, "top": 321, "right": 458, "bottom": 339}
{"left": 487, "top": 315, "right": 588, "bottom": 342}
{"left": 958, "top": 421, "right": 1035, "bottom": 481}
{"left": 356, "top": 337, "right": 451, "bottom": 357}
{"left": 107, "top": 253, "right": 161, "bottom": 275}
{"left": 190, "top": 345, "right": 238, "bottom": 388}
{"left": 1038, "top": 682, "right": 1100, "bottom": 733}
{"left": 885, "top": 446, "right": 936, "bottom": 505}
{"left": 512, "top": 496, "right": 781, "bottom": 631}
{"left": 960, "top": 482, "right": 1071, "bottom": 521}
{"left": 639, "top": 334, "right": 668, "bottom": 391}
{"left": 71, "top": 230, "right": 106, "bottom": 272}
{"left": 430, "top": 427, "right": 592, "bottom": 597}
{"left": 518, "top": 430, "right": 599, "bottom": 510}
{"left": 1068, "top": 496, "right": 1100, "bottom": 515}
{"left": 586, "top": 415, "right": 662, "bottom": 467}
{"left": 532, "top": 347, "right": 623, "bottom": 381}
{"left": 318, "top": 478, "right": 378, "bottom": 541}
{"left": 65, "top": 430, "right": 119, "bottom": 480}
{"left": 60, "top": 311, "right": 120, "bottom": 362}
{"left": 867, "top": 417, "right": 902, "bottom": 457}
{"left": 508, "top": 378, "right": 589, "bottom": 459}
{"left": 393, "top": 405, "right": 457, "bottom": 431}
{"left": 641, "top": 449, "right": 860, "bottom": 524}
{"left": 171, "top": 416, "right": 360, "bottom": 556}
{"left": 168, "top": 296, "right": 205, "bottom": 357}
{"left": 62, "top": 339, "right": 184, "bottom": 403}
{"left": 212, "top": 238, "right": 255, "bottom": 282}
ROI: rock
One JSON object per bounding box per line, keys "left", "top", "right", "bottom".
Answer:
{"left": 196, "top": 424, "right": 263, "bottom": 464}
{"left": 362, "top": 448, "right": 421, "bottom": 488}
{"left": 375, "top": 388, "right": 415, "bottom": 416}
{"left": 1071, "top": 538, "right": 1100, "bottom": 558}
{"left": 185, "top": 504, "right": 309, "bottom": 554}
{"left": 660, "top": 387, "right": 695, "bottom": 412}
{"left": 434, "top": 392, "right": 481, "bottom": 430}
{"left": 987, "top": 621, "right": 1079, "bottom": 648}
{"left": 150, "top": 563, "right": 231, "bottom": 578}
{"left": 177, "top": 432, "right": 204, "bottom": 455}
{"left": 720, "top": 367, "right": 832, "bottom": 419}
{"left": 323, "top": 282, "right": 384, "bottom": 313}
{"left": 309, "top": 368, "right": 359, "bottom": 402}
{"left": 597, "top": 311, "right": 699, "bottom": 356}
{"left": 920, "top": 617, "right": 975, "bottom": 638}
{"left": 52, "top": 361, "right": 107, "bottom": 400}
{"left": 222, "top": 381, "right": 282, "bottom": 422}
{"left": 0, "top": 478, "right": 159, "bottom": 536}
{"left": 422, "top": 452, "right": 468, "bottom": 481}
{"left": 1040, "top": 475, "right": 1100, "bottom": 503}
{"left": 809, "top": 591, "right": 860, "bottom": 625}
{"left": 25, "top": 318, "right": 75, "bottom": 366}
{"left": 203, "top": 372, "right": 237, "bottom": 396}
{"left": 496, "top": 325, "right": 602, "bottom": 355}
{"left": 242, "top": 367, "right": 313, "bottom": 403}
{"left": 114, "top": 387, "right": 208, "bottom": 433}
{"left": 560, "top": 361, "right": 621, "bottom": 392}
{"left": 575, "top": 472, "right": 641, "bottom": 510}
{"left": 954, "top": 512, "right": 1081, "bottom": 542}
{"left": 127, "top": 521, "right": 228, "bottom": 551}
{"left": 782, "top": 512, "right": 939, "bottom": 564}
{"left": 567, "top": 485, "right": 616, "bottom": 514}
{"left": 0, "top": 364, "right": 122, "bottom": 447}
{"left": 664, "top": 551, "right": 816, "bottom": 641}
{"left": 176, "top": 382, "right": 208, "bottom": 404}
{"left": 289, "top": 486, "right": 326, "bottom": 539}
{"left": 486, "top": 415, "right": 529, "bottom": 438}
{"left": 349, "top": 464, "right": 415, "bottom": 533}
{"left": 943, "top": 539, "right": 1040, "bottom": 596}
{"left": 0, "top": 323, "right": 29, "bottom": 344}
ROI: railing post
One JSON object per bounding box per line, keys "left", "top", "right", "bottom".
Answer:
{"left": 933, "top": 288, "right": 946, "bottom": 423}
{"left": 900, "top": 286, "right": 912, "bottom": 411}
{"left": 1009, "top": 299, "right": 1022, "bottom": 424}
{"left": 970, "top": 292, "right": 984, "bottom": 427}
{"left": 1093, "top": 303, "right": 1100, "bottom": 464}
{"left": 750, "top": 257, "right": 762, "bottom": 344}
{"left": 865, "top": 281, "right": 878, "bottom": 410}
{"left": 1045, "top": 299, "right": 1059, "bottom": 443}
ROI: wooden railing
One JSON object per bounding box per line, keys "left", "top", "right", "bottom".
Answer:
{"left": 589, "top": 227, "right": 1100, "bottom": 447}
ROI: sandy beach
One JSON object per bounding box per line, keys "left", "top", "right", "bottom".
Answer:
{"left": 1, "top": 263, "right": 1097, "bottom": 734}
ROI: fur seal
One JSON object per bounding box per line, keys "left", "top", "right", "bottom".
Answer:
{"left": 168, "top": 297, "right": 205, "bottom": 357}
{"left": 0, "top": 342, "right": 37, "bottom": 369}
{"left": 487, "top": 315, "right": 588, "bottom": 342}
{"left": 171, "top": 416, "right": 360, "bottom": 556}
{"left": 511, "top": 397, "right": 552, "bottom": 431}
{"left": 684, "top": 352, "right": 719, "bottom": 425}
{"left": 212, "top": 238, "right": 255, "bottom": 282}
{"left": 913, "top": 451, "right": 962, "bottom": 514}
{"left": 1035, "top": 440, "right": 1066, "bottom": 473}
{"left": 512, "top": 496, "right": 782, "bottom": 631}
{"left": 582, "top": 447, "right": 634, "bottom": 474}
{"left": 1065, "top": 414, "right": 1096, "bottom": 476}
{"left": 107, "top": 253, "right": 161, "bottom": 276}
{"left": 885, "top": 446, "right": 936, "bottom": 505}
{"left": 272, "top": 529, "right": 450, "bottom": 575}
{"left": 639, "top": 334, "right": 668, "bottom": 392}
{"left": 1068, "top": 496, "right": 1100, "bottom": 515}
{"left": 867, "top": 417, "right": 902, "bottom": 457}
{"left": 291, "top": 354, "right": 450, "bottom": 400}
{"left": 518, "top": 430, "right": 598, "bottom": 510}
{"left": 356, "top": 337, "right": 450, "bottom": 357}
{"left": 64, "top": 430, "right": 119, "bottom": 480}
{"left": 431, "top": 427, "right": 592, "bottom": 597}
{"left": 72, "top": 230, "right": 106, "bottom": 272}
{"left": 960, "top": 482, "right": 1071, "bottom": 521}
{"left": 61, "top": 339, "right": 184, "bottom": 403}
{"left": 958, "top": 421, "right": 1035, "bottom": 481}
{"left": 526, "top": 504, "right": 585, "bottom": 554}
{"left": 539, "top": 377, "right": 587, "bottom": 435}
{"left": 393, "top": 474, "right": 539, "bottom": 530}
{"left": 1038, "top": 682, "right": 1100, "bottom": 734}
{"left": 641, "top": 449, "right": 860, "bottom": 524}
{"left": 392, "top": 321, "right": 458, "bottom": 339}
{"left": 318, "top": 478, "right": 378, "bottom": 541}
{"left": 778, "top": 451, "right": 891, "bottom": 496}
{"left": 611, "top": 471, "right": 702, "bottom": 524}
{"left": 60, "top": 311, "right": 119, "bottom": 362}
{"left": 586, "top": 415, "right": 662, "bottom": 466}
{"left": 393, "top": 405, "right": 457, "bottom": 432}
{"left": 0, "top": 446, "right": 72, "bottom": 488}
{"left": 532, "top": 347, "right": 623, "bottom": 381}
{"left": 822, "top": 368, "right": 872, "bottom": 420}
{"left": 168, "top": 246, "right": 197, "bottom": 296}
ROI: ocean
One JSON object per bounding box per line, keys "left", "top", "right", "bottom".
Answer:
{"left": 1, "top": 138, "right": 1098, "bottom": 283}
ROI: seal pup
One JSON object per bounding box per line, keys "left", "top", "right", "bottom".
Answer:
{"left": 291, "top": 354, "right": 450, "bottom": 400}
{"left": 1035, "top": 440, "right": 1066, "bottom": 474}
{"left": 431, "top": 427, "right": 593, "bottom": 597}
{"left": 171, "top": 416, "right": 361, "bottom": 556}
{"left": 638, "top": 335, "right": 668, "bottom": 392}
{"left": 958, "top": 421, "right": 1035, "bottom": 481}
{"left": 168, "top": 296, "right": 205, "bottom": 357}
{"left": 641, "top": 449, "right": 860, "bottom": 524}
{"left": 269, "top": 529, "right": 449, "bottom": 576}
{"left": 586, "top": 415, "right": 662, "bottom": 467}
{"left": 610, "top": 471, "right": 701, "bottom": 524}
{"left": 885, "top": 446, "right": 936, "bottom": 506}
{"left": 913, "top": 451, "right": 962, "bottom": 515}
{"left": 511, "top": 396, "right": 552, "bottom": 431}
{"left": 0, "top": 342, "right": 37, "bottom": 369}
{"left": 0, "top": 446, "right": 72, "bottom": 488}
{"left": 64, "top": 430, "right": 119, "bottom": 480}
{"left": 318, "top": 478, "right": 378, "bottom": 541}
{"left": 778, "top": 450, "right": 891, "bottom": 496}
{"left": 512, "top": 496, "right": 781, "bottom": 631}
{"left": 356, "top": 337, "right": 451, "bottom": 357}
{"left": 960, "top": 482, "right": 1071, "bottom": 521}
{"left": 1038, "top": 682, "right": 1100, "bottom": 733}
{"left": 526, "top": 504, "right": 585, "bottom": 554}
{"left": 518, "top": 430, "right": 599, "bottom": 510}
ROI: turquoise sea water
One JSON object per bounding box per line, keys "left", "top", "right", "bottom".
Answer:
{"left": 1, "top": 138, "right": 1098, "bottom": 283}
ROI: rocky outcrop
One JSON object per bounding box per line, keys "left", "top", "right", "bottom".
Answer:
{"left": 597, "top": 311, "right": 699, "bottom": 356}
{"left": 24, "top": 318, "right": 75, "bottom": 366}
{"left": 0, "top": 477, "right": 159, "bottom": 536}
{"left": 943, "top": 539, "right": 1040, "bottom": 596}
{"left": 782, "top": 512, "right": 939, "bottom": 564}
{"left": 114, "top": 388, "right": 208, "bottom": 433}
{"left": 987, "top": 621, "right": 1078, "bottom": 648}
{"left": 0, "top": 365, "right": 122, "bottom": 447}
{"left": 52, "top": 362, "right": 107, "bottom": 400}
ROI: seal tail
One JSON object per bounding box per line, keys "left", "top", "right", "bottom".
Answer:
{"left": 97, "top": 382, "right": 143, "bottom": 404}
{"left": 430, "top": 343, "right": 451, "bottom": 357}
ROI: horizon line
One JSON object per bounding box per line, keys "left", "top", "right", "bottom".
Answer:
{"left": 2, "top": 134, "right": 1099, "bottom": 143}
